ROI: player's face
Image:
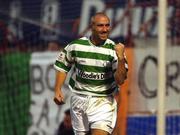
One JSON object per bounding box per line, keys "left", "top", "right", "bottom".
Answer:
{"left": 91, "top": 16, "right": 110, "bottom": 42}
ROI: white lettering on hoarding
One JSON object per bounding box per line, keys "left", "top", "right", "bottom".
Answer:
{"left": 28, "top": 52, "right": 71, "bottom": 135}
{"left": 79, "top": 0, "right": 174, "bottom": 37}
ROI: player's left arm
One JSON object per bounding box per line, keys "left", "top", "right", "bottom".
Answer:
{"left": 114, "top": 43, "right": 128, "bottom": 85}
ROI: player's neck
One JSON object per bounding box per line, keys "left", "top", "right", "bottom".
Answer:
{"left": 90, "top": 36, "right": 105, "bottom": 46}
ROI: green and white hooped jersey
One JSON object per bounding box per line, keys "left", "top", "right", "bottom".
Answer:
{"left": 54, "top": 37, "right": 127, "bottom": 96}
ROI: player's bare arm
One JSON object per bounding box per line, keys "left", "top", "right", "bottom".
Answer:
{"left": 114, "top": 43, "right": 127, "bottom": 85}
{"left": 54, "top": 71, "right": 67, "bottom": 105}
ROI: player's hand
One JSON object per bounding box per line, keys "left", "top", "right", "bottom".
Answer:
{"left": 114, "top": 43, "right": 125, "bottom": 60}
{"left": 54, "top": 90, "right": 65, "bottom": 105}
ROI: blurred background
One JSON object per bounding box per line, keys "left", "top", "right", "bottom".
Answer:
{"left": 0, "top": 0, "right": 179, "bottom": 135}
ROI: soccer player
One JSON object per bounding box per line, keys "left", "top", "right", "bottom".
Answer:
{"left": 54, "top": 12, "right": 128, "bottom": 135}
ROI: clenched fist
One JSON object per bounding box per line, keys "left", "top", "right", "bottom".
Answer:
{"left": 114, "top": 43, "right": 125, "bottom": 60}
{"left": 54, "top": 90, "right": 65, "bottom": 105}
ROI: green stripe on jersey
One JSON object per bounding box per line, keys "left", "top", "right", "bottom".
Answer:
{"left": 102, "top": 43, "right": 115, "bottom": 50}
{"left": 70, "top": 39, "right": 90, "bottom": 46}
{"left": 55, "top": 60, "right": 71, "bottom": 72}
{"left": 69, "top": 77, "right": 75, "bottom": 88}
{"left": 75, "top": 63, "right": 112, "bottom": 73}
{"left": 71, "top": 51, "right": 114, "bottom": 61}
{"left": 74, "top": 86, "right": 117, "bottom": 95}
{"left": 61, "top": 50, "right": 73, "bottom": 64}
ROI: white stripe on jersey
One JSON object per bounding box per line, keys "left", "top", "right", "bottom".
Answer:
{"left": 75, "top": 57, "right": 112, "bottom": 68}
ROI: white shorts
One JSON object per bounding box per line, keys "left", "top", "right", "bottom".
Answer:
{"left": 70, "top": 93, "right": 117, "bottom": 134}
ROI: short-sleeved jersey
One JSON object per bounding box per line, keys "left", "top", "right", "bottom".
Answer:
{"left": 54, "top": 37, "right": 128, "bottom": 96}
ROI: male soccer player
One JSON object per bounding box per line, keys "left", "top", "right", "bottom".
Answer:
{"left": 54, "top": 12, "right": 128, "bottom": 135}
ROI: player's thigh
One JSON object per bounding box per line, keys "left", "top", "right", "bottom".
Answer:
{"left": 89, "top": 96, "right": 117, "bottom": 134}
{"left": 91, "top": 129, "right": 109, "bottom": 135}
{"left": 70, "top": 94, "right": 89, "bottom": 132}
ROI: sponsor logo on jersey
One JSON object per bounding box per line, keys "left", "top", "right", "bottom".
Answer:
{"left": 77, "top": 69, "right": 111, "bottom": 80}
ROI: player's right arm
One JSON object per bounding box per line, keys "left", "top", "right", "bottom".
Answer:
{"left": 54, "top": 70, "right": 67, "bottom": 105}
{"left": 53, "top": 43, "right": 74, "bottom": 105}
